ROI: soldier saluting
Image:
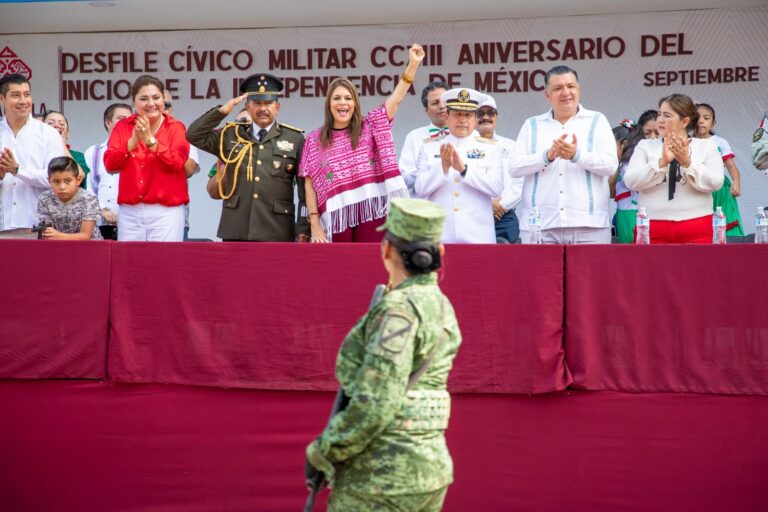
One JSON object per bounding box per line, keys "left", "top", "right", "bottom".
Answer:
{"left": 305, "top": 198, "right": 463, "bottom": 511}
{"left": 186, "top": 73, "right": 309, "bottom": 241}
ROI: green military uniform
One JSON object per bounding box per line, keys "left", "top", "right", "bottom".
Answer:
{"left": 186, "top": 109, "right": 307, "bottom": 241}
{"left": 307, "top": 199, "right": 462, "bottom": 512}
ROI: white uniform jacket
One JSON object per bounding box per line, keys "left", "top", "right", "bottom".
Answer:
{"left": 414, "top": 133, "right": 504, "bottom": 243}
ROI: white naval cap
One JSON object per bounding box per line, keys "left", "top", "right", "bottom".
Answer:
{"left": 440, "top": 88, "right": 486, "bottom": 112}
{"left": 479, "top": 94, "right": 497, "bottom": 111}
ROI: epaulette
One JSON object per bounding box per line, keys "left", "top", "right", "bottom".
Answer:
{"left": 279, "top": 122, "right": 304, "bottom": 133}
{"left": 423, "top": 134, "right": 447, "bottom": 143}
{"left": 475, "top": 136, "right": 496, "bottom": 144}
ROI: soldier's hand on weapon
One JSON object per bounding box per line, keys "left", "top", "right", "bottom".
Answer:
{"left": 219, "top": 94, "right": 249, "bottom": 116}
{"left": 304, "top": 457, "right": 324, "bottom": 486}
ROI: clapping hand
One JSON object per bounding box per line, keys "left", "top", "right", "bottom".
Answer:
{"left": 440, "top": 143, "right": 464, "bottom": 174}
{"left": 664, "top": 133, "right": 691, "bottom": 168}
{"left": 129, "top": 114, "right": 154, "bottom": 150}
{"left": 0, "top": 148, "right": 18, "bottom": 174}
{"left": 549, "top": 133, "right": 578, "bottom": 161}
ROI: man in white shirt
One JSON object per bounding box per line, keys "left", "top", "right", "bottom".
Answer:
{"left": 414, "top": 88, "right": 504, "bottom": 243}
{"left": 508, "top": 66, "right": 618, "bottom": 244}
{"left": 84, "top": 102, "right": 132, "bottom": 239}
{"left": 399, "top": 81, "right": 449, "bottom": 195}
{"left": 0, "top": 74, "right": 66, "bottom": 230}
{"left": 476, "top": 95, "right": 523, "bottom": 243}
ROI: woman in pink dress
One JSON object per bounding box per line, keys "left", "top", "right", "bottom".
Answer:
{"left": 300, "top": 44, "right": 425, "bottom": 242}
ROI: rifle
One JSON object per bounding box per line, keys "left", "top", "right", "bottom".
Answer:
{"left": 303, "top": 283, "right": 387, "bottom": 512}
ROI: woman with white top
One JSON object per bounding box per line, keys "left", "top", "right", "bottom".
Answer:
{"left": 624, "top": 94, "right": 724, "bottom": 244}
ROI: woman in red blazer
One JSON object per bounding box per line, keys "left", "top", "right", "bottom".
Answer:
{"left": 104, "top": 74, "right": 190, "bottom": 241}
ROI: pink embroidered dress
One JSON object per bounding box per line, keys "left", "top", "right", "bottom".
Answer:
{"left": 298, "top": 105, "right": 409, "bottom": 240}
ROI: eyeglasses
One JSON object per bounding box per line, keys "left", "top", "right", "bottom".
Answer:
{"left": 476, "top": 110, "right": 497, "bottom": 118}
{"left": 164, "top": 102, "right": 172, "bottom": 109}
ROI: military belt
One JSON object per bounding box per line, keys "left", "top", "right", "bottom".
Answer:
{"left": 389, "top": 389, "right": 451, "bottom": 431}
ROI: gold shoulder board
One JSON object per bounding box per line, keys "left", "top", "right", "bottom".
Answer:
{"left": 279, "top": 122, "right": 304, "bottom": 133}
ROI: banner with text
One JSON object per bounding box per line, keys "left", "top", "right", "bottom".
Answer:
{"left": 2, "top": 7, "right": 766, "bottom": 239}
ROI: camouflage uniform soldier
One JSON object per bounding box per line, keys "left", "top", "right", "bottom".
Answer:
{"left": 306, "top": 198, "right": 462, "bottom": 512}
{"left": 752, "top": 111, "right": 768, "bottom": 170}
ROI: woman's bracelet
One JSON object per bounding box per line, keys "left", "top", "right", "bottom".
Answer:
{"left": 400, "top": 72, "right": 414, "bottom": 84}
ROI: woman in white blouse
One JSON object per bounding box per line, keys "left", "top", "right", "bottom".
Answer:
{"left": 624, "top": 94, "right": 724, "bottom": 244}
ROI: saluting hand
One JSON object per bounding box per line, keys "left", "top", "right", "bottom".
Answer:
{"left": 219, "top": 94, "right": 249, "bottom": 116}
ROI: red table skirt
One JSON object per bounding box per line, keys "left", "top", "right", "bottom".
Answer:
{"left": 3, "top": 241, "right": 767, "bottom": 395}
{"left": 565, "top": 245, "right": 768, "bottom": 394}
{"left": 1, "top": 381, "right": 766, "bottom": 512}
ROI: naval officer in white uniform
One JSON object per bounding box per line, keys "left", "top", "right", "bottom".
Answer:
{"left": 414, "top": 88, "right": 504, "bottom": 243}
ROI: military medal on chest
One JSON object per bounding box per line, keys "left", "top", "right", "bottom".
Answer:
{"left": 466, "top": 148, "right": 486, "bottom": 159}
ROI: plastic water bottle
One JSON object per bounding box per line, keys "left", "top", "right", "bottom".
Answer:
{"left": 528, "top": 207, "right": 542, "bottom": 244}
{"left": 755, "top": 207, "right": 768, "bottom": 244}
{"left": 635, "top": 207, "right": 650, "bottom": 245}
{"left": 712, "top": 206, "right": 726, "bottom": 244}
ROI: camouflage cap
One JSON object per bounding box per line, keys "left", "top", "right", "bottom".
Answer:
{"left": 376, "top": 198, "right": 446, "bottom": 242}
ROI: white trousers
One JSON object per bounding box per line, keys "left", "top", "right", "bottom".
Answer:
{"left": 118, "top": 203, "right": 185, "bottom": 242}
{"left": 522, "top": 226, "right": 611, "bottom": 245}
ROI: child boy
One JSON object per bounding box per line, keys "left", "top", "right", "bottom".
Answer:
{"left": 37, "top": 156, "right": 103, "bottom": 240}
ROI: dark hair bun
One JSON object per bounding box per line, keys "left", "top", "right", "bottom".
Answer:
{"left": 410, "top": 249, "right": 434, "bottom": 270}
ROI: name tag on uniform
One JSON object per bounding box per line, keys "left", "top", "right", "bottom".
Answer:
{"left": 276, "top": 140, "right": 294, "bottom": 152}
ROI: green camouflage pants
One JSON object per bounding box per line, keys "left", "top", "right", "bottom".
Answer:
{"left": 328, "top": 486, "right": 448, "bottom": 512}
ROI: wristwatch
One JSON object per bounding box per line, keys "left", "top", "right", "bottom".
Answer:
{"left": 147, "top": 136, "right": 158, "bottom": 148}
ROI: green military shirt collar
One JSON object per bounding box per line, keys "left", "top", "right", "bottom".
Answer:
{"left": 393, "top": 273, "right": 438, "bottom": 291}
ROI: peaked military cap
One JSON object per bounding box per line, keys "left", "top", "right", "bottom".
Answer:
{"left": 441, "top": 87, "right": 485, "bottom": 112}
{"left": 240, "top": 73, "right": 283, "bottom": 101}
{"left": 377, "top": 198, "right": 446, "bottom": 242}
